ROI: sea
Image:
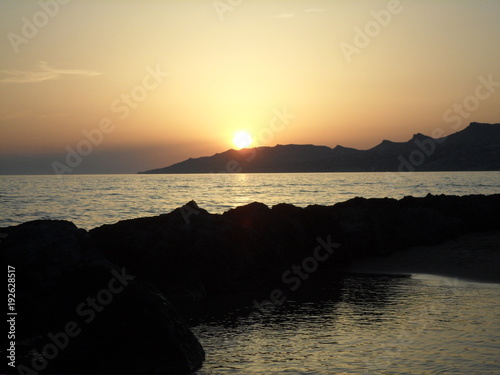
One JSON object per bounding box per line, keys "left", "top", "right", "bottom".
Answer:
{"left": 1, "top": 171, "right": 499, "bottom": 229}
{"left": 1, "top": 171, "right": 500, "bottom": 374}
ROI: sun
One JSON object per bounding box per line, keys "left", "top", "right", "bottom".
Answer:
{"left": 233, "top": 130, "right": 253, "bottom": 149}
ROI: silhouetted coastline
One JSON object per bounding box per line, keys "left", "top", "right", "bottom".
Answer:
{"left": 140, "top": 122, "right": 500, "bottom": 174}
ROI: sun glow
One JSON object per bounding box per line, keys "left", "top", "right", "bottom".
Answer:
{"left": 233, "top": 130, "right": 253, "bottom": 149}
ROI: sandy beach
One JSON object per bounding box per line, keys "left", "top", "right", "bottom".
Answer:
{"left": 346, "top": 231, "right": 500, "bottom": 283}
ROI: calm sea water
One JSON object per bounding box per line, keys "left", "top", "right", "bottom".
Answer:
{"left": 191, "top": 274, "right": 500, "bottom": 375}
{"left": 1, "top": 171, "right": 499, "bottom": 229}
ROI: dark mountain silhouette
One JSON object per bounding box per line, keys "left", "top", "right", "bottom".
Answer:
{"left": 139, "top": 122, "right": 500, "bottom": 174}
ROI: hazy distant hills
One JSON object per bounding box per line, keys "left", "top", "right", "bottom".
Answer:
{"left": 139, "top": 122, "right": 500, "bottom": 174}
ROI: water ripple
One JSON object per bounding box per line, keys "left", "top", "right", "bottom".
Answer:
{"left": 191, "top": 275, "right": 500, "bottom": 374}
{"left": 1, "top": 172, "right": 499, "bottom": 229}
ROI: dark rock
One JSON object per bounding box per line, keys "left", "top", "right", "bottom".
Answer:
{"left": 329, "top": 196, "right": 466, "bottom": 256}
{"left": 90, "top": 200, "right": 347, "bottom": 301}
{"left": 0, "top": 220, "right": 205, "bottom": 374}
{"left": 90, "top": 194, "right": 500, "bottom": 306}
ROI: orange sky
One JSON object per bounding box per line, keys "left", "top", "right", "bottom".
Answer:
{"left": 0, "top": 0, "right": 499, "bottom": 174}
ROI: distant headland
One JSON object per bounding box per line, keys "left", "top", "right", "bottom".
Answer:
{"left": 139, "top": 122, "right": 500, "bottom": 174}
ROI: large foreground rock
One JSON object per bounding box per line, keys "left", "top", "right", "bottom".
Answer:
{"left": 0, "top": 220, "right": 204, "bottom": 375}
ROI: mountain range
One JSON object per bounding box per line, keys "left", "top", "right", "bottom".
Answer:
{"left": 139, "top": 122, "right": 500, "bottom": 174}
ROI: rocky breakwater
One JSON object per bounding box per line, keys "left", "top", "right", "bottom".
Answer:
{"left": 89, "top": 201, "right": 348, "bottom": 302}
{"left": 88, "top": 194, "right": 500, "bottom": 302}
{"left": 0, "top": 220, "right": 205, "bottom": 375}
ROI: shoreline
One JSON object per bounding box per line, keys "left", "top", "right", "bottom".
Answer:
{"left": 346, "top": 230, "right": 500, "bottom": 284}
{"left": 2, "top": 194, "right": 500, "bottom": 373}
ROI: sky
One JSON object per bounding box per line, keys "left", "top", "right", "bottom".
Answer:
{"left": 0, "top": 0, "right": 499, "bottom": 174}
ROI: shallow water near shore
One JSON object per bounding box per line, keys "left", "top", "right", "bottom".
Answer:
{"left": 1, "top": 171, "right": 499, "bottom": 229}
{"left": 190, "top": 274, "right": 500, "bottom": 374}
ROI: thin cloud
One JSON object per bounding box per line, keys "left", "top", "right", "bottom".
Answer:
{"left": 0, "top": 61, "right": 102, "bottom": 84}
{"left": 305, "top": 8, "right": 325, "bottom": 13}
{"left": 272, "top": 13, "right": 295, "bottom": 19}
